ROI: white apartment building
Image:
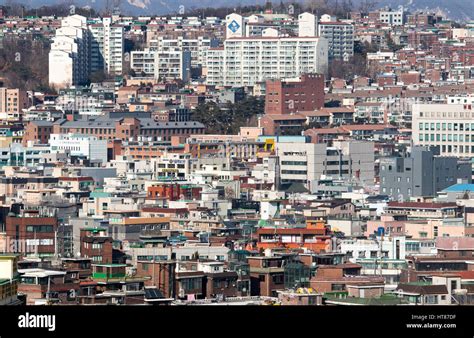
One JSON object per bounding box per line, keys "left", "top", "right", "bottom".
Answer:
{"left": 298, "top": 12, "right": 318, "bottom": 37}
{"left": 378, "top": 8, "right": 405, "bottom": 26}
{"left": 447, "top": 95, "right": 474, "bottom": 105}
{"left": 340, "top": 236, "right": 407, "bottom": 261}
{"left": 206, "top": 47, "right": 225, "bottom": 86}
{"left": 148, "top": 36, "right": 218, "bottom": 68}
{"left": 131, "top": 48, "right": 191, "bottom": 81}
{"left": 318, "top": 20, "right": 354, "bottom": 59}
{"left": 89, "top": 17, "right": 124, "bottom": 75}
{"left": 207, "top": 37, "right": 328, "bottom": 87}
{"left": 412, "top": 103, "right": 474, "bottom": 157}
{"left": 49, "top": 15, "right": 124, "bottom": 88}
{"left": 207, "top": 13, "right": 328, "bottom": 87}
{"left": 49, "top": 133, "right": 108, "bottom": 163}
{"left": 49, "top": 15, "right": 90, "bottom": 89}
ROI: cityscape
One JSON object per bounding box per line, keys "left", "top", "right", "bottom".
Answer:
{"left": 0, "top": 1, "right": 473, "bottom": 319}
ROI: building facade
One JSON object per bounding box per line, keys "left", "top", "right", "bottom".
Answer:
{"left": 265, "top": 73, "right": 325, "bottom": 115}
{"left": 380, "top": 146, "right": 472, "bottom": 200}
{"left": 413, "top": 103, "right": 474, "bottom": 157}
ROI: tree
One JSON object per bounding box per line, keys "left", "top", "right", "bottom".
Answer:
{"left": 0, "top": 37, "right": 51, "bottom": 91}
{"left": 88, "top": 70, "right": 107, "bottom": 84}
{"left": 192, "top": 96, "right": 264, "bottom": 134}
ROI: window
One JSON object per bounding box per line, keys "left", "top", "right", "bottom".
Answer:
{"left": 272, "top": 274, "right": 284, "bottom": 284}
{"left": 331, "top": 284, "right": 345, "bottom": 291}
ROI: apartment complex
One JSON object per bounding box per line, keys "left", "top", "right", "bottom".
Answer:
{"left": 49, "top": 15, "right": 123, "bottom": 88}
{"left": 131, "top": 48, "right": 191, "bottom": 81}
{"left": 318, "top": 19, "right": 354, "bottom": 59}
{"left": 206, "top": 13, "right": 328, "bottom": 87}
{"left": 148, "top": 36, "right": 219, "bottom": 68}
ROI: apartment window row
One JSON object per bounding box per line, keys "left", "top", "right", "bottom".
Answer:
{"left": 419, "top": 122, "right": 474, "bottom": 131}
{"left": 419, "top": 133, "right": 474, "bottom": 143}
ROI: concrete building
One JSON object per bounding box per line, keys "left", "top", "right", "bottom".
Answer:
{"left": 318, "top": 19, "right": 354, "bottom": 59}
{"left": 298, "top": 12, "right": 318, "bottom": 37}
{"left": 55, "top": 86, "right": 115, "bottom": 115}
{"left": 206, "top": 13, "right": 328, "bottom": 87}
{"left": 380, "top": 146, "right": 471, "bottom": 200}
{"left": 89, "top": 17, "right": 124, "bottom": 75}
{"left": 131, "top": 48, "right": 191, "bottom": 82}
{"left": 413, "top": 103, "right": 474, "bottom": 157}
{"left": 49, "top": 133, "right": 108, "bottom": 164}
{"left": 378, "top": 8, "right": 405, "bottom": 26}
{"left": 0, "top": 255, "right": 20, "bottom": 305}
{"left": 225, "top": 13, "right": 246, "bottom": 38}
{"left": 206, "top": 36, "right": 328, "bottom": 87}
{"left": 148, "top": 36, "right": 218, "bottom": 69}
{"left": 274, "top": 138, "right": 374, "bottom": 188}
{"left": 48, "top": 15, "right": 91, "bottom": 89}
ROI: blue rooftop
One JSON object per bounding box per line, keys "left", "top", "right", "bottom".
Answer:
{"left": 442, "top": 184, "right": 474, "bottom": 192}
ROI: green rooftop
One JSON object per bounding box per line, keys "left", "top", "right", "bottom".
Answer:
{"left": 90, "top": 191, "right": 111, "bottom": 198}
{"left": 325, "top": 293, "right": 408, "bottom": 305}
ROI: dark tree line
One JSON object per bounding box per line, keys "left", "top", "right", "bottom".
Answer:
{"left": 3, "top": 2, "right": 98, "bottom": 18}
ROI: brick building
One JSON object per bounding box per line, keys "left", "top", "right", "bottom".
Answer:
{"left": 248, "top": 256, "right": 285, "bottom": 297}
{"left": 265, "top": 73, "right": 325, "bottom": 115}
{"left": 22, "top": 120, "right": 55, "bottom": 146}
{"left": 52, "top": 113, "right": 205, "bottom": 142}
{"left": 5, "top": 212, "right": 58, "bottom": 258}
{"left": 80, "top": 228, "right": 113, "bottom": 264}
{"left": 136, "top": 260, "right": 176, "bottom": 298}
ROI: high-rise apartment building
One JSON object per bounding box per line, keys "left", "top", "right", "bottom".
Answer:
{"left": 206, "top": 13, "right": 328, "bottom": 87}
{"left": 131, "top": 48, "right": 191, "bottom": 82}
{"left": 89, "top": 17, "right": 124, "bottom": 75}
{"left": 298, "top": 12, "right": 318, "bottom": 37}
{"left": 48, "top": 15, "right": 91, "bottom": 89}
{"left": 318, "top": 18, "right": 354, "bottom": 60}
{"left": 49, "top": 15, "right": 124, "bottom": 89}
{"left": 148, "top": 36, "right": 219, "bottom": 69}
